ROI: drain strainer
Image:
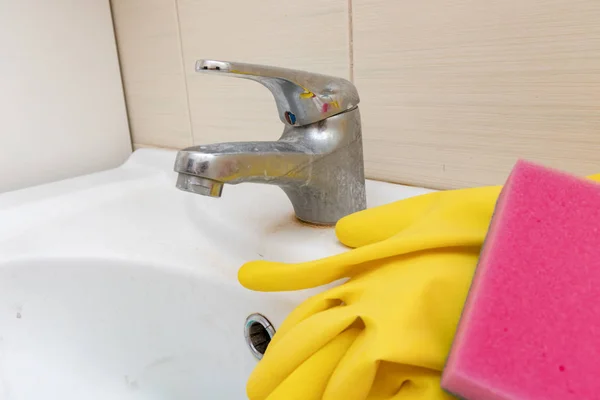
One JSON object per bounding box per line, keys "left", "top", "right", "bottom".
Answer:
{"left": 244, "top": 313, "right": 275, "bottom": 359}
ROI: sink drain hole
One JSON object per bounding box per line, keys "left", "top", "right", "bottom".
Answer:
{"left": 245, "top": 314, "right": 275, "bottom": 359}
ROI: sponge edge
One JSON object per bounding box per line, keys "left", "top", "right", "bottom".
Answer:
{"left": 442, "top": 160, "right": 600, "bottom": 400}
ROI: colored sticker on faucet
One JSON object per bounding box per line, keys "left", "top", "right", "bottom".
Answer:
{"left": 284, "top": 111, "right": 297, "bottom": 125}
{"left": 298, "top": 84, "right": 316, "bottom": 99}
{"left": 321, "top": 101, "right": 340, "bottom": 113}
{"left": 300, "top": 91, "right": 316, "bottom": 99}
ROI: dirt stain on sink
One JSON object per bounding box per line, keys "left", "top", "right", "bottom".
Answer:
{"left": 265, "top": 213, "right": 333, "bottom": 235}
{"left": 124, "top": 375, "right": 139, "bottom": 390}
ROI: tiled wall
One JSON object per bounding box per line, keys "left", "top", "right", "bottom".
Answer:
{"left": 111, "top": 0, "right": 600, "bottom": 189}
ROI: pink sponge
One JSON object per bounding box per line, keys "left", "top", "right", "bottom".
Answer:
{"left": 442, "top": 160, "right": 600, "bottom": 400}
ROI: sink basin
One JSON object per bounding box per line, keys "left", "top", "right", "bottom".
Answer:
{"left": 0, "top": 149, "right": 432, "bottom": 399}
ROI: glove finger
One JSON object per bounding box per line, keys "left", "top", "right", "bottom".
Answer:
{"left": 265, "top": 328, "right": 361, "bottom": 400}
{"left": 370, "top": 363, "right": 452, "bottom": 400}
{"left": 247, "top": 306, "right": 358, "bottom": 400}
{"left": 336, "top": 185, "right": 502, "bottom": 249}
{"left": 239, "top": 256, "right": 349, "bottom": 292}
{"left": 369, "top": 252, "right": 477, "bottom": 373}
{"left": 239, "top": 229, "right": 481, "bottom": 291}
{"left": 324, "top": 328, "right": 378, "bottom": 400}
{"left": 416, "top": 259, "right": 475, "bottom": 360}
{"left": 588, "top": 173, "right": 600, "bottom": 182}
{"left": 272, "top": 281, "right": 355, "bottom": 347}
{"left": 335, "top": 191, "right": 441, "bottom": 248}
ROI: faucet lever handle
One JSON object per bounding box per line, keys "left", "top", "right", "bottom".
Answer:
{"left": 196, "top": 59, "right": 359, "bottom": 126}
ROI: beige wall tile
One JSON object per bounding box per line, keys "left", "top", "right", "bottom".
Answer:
{"left": 176, "top": 0, "right": 350, "bottom": 145}
{"left": 111, "top": 0, "right": 193, "bottom": 148}
{"left": 0, "top": 0, "right": 131, "bottom": 192}
{"left": 354, "top": 0, "right": 600, "bottom": 189}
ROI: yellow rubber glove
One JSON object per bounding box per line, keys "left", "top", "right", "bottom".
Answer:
{"left": 239, "top": 185, "right": 501, "bottom": 291}
{"left": 239, "top": 174, "right": 600, "bottom": 292}
{"left": 247, "top": 250, "right": 478, "bottom": 400}
{"left": 241, "top": 174, "right": 600, "bottom": 400}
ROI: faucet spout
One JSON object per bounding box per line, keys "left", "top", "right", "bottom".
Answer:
{"left": 174, "top": 141, "right": 315, "bottom": 186}
{"left": 176, "top": 175, "right": 224, "bottom": 198}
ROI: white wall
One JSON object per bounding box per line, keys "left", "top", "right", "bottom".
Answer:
{"left": 0, "top": 0, "right": 131, "bottom": 193}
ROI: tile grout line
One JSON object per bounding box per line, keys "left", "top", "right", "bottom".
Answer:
{"left": 107, "top": 0, "right": 135, "bottom": 151}
{"left": 174, "top": 0, "right": 196, "bottom": 146}
{"left": 347, "top": 0, "right": 355, "bottom": 82}
{"left": 133, "top": 143, "right": 183, "bottom": 151}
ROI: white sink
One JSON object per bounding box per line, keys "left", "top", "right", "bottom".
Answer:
{"left": 0, "top": 149, "right": 432, "bottom": 399}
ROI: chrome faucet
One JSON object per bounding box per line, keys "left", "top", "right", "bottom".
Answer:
{"left": 174, "top": 59, "right": 366, "bottom": 225}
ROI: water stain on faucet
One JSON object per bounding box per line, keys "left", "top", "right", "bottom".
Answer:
{"left": 174, "top": 61, "right": 365, "bottom": 225}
